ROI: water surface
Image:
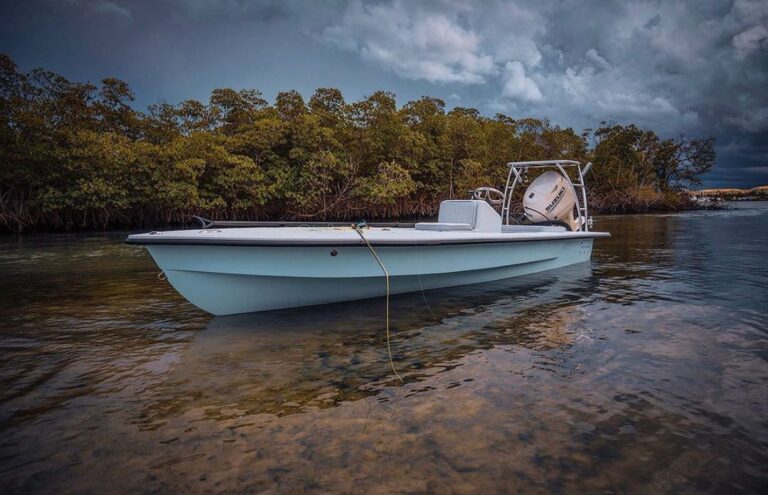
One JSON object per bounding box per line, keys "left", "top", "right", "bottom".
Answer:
{"left": 1, "top": 203, "right": 767, "bottom": 493}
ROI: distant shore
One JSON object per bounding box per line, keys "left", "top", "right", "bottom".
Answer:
{"left": 0, "top": 194, "right": 731, "bottom": 235}
{"left": 691, "top": 185, "right": 768, "bottom": 201}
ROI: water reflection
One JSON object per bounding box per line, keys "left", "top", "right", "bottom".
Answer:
{"left": 1, "top": 204, "right": 767, "bottom": 493}
{"left": 139, "top": 266, "right": 595, "bottom": 424}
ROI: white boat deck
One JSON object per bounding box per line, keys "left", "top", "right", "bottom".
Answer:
{"left": 128, "top": 226, "right": 610, "bottom": 246}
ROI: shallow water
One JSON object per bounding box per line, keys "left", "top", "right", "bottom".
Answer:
{"left": 1, "top": 203, "right": 767, "bottom": 494}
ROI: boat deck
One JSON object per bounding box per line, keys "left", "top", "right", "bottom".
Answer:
{"left": 127, "top": 227, "right": 611, "bottom": 247}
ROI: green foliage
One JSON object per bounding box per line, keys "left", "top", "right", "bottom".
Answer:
{"left": 591, "top": 123, "right": 715, "bottom": 194}
{"left": 0, "top": 53, "right": 716, "bottom": 232}
{"left": 355, "top": 161, "right": 417, "bottom": 206}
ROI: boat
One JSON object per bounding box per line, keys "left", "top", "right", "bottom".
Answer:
{"left": 126, "top": 160, "right": 610, "bottom": 315}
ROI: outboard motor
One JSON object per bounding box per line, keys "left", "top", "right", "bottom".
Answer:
{"left": 522, "top": 170, "right": 579, "bottom": 231}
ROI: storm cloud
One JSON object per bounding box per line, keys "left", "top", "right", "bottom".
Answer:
{"left": 1, "top": 0, "right": 766, "bottom": 187}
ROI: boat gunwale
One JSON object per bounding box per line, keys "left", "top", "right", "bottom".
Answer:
{"left": 125, "top": 232, "right": 610, "bottom": 247}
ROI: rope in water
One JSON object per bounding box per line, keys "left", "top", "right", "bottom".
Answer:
{"left": 415, "top": 242, "right": 438, "bottom": 320}
{"left": 352, "top": 223, "right": 403, "bottom": 382}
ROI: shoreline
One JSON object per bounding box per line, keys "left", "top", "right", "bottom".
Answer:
{"left": 0, "top": 203, "right": 743, "bottom": 236}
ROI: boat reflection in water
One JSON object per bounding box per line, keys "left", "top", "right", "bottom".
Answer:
{"left": 137, "top": 264, "right": 596, "bottom": 424}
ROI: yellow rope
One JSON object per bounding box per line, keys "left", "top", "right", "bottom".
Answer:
{"left": 353, "top": 224, "right": 403, "bottom": 382}
{"left": 415, "top": 242, "right": 438, "bottom": 320}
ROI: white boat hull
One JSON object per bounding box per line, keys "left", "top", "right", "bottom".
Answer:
{"left": 145, "top": 237, "right": 595, "bottom": 315}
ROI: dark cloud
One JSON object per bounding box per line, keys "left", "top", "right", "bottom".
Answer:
{"left": 1, "top": 0, "right": 766, "bottom": 187}
{"left": 90, "top": 1, "right": 134, "bottom": 23}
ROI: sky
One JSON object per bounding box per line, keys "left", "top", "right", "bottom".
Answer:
{"left": 1, "top": 0, "right": 767, "bottom": 188}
